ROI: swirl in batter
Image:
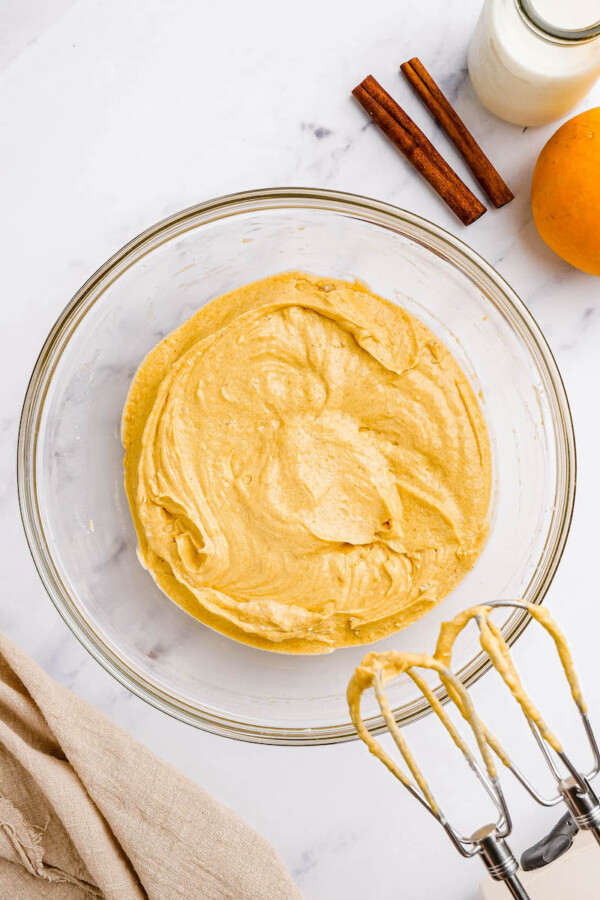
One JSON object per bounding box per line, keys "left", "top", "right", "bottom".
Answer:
{"left": 122, "top": 272, "right": 491, "bottom": 653}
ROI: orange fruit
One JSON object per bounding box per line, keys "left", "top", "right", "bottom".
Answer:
{"left": 531, "top": 107, "right": 600, "bottom": 276}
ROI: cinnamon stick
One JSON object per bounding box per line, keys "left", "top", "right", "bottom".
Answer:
{"left": 400, "top": 58, "right": 514, "bottom": 209}
{"left": 352, "top": 75, "right": 485, "bottom": 226}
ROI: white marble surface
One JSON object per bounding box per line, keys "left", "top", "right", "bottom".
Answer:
{"left": 2, "top": 1, "right": 600, "bottom": 897}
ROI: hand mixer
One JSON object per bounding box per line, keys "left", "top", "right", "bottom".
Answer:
{"left": 348, "top": 601, "right": 600, "bottom": 898}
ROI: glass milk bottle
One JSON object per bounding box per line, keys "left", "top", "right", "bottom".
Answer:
{"left": 468, "top": 0, "right": 600, "bottom": 125}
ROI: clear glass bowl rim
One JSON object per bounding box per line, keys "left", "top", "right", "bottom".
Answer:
{"left": 17, "top": 186, "right": 576, "bottom": 745}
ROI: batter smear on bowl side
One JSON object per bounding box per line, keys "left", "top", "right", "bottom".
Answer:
{"left": 122, "top": 272, "right": 491, "bottom": 653}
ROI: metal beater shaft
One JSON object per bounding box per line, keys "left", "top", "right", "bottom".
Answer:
{"left": 472, "top": 824, "right": 531, "bottom": 899}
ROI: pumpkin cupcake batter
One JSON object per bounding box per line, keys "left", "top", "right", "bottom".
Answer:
{"left": 122, "top": 272, "right": 491, "bottom": 653}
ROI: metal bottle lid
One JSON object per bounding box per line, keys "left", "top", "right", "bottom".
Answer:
{"left": 517, "top": 0, "right": 600, "bottom": 42}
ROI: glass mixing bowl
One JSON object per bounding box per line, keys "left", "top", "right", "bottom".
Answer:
{"left": 18, "top": 188, "right": 575, "bottom": 744}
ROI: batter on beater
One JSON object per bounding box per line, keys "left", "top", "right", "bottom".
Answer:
{"left": 435, "top": 603, "right": 584, "bottom": 756}
{"left": 122, "top": 272, "right": 491, "bottom": 653}
{"left": 348, "top": 602, "right": 585, "bottom": 771}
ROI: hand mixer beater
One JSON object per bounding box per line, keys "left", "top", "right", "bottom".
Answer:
{"left": 348, "top": 601, "right": 600, "bottom": 898}
{"left": 348, "top": 649, "right": 531, "bottom": 899}
{"left": 437, "top": 602, "right": 600, "bottom": 864}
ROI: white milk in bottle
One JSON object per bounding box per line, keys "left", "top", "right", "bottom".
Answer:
{"left": 468, "top": 0, "right": 600, "bottom": 125}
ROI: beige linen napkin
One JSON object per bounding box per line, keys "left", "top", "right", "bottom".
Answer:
{"left": 0, "top": 631, "right": 302, "bottom": 900}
